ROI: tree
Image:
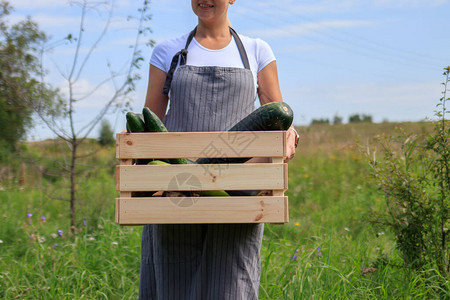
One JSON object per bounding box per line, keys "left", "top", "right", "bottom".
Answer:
{"left": 0, "top": 1, "right": 59, "bottom": 156}
{"left": 98, "top": 119, "right": 115, "bottom": 146}
{"left": 311, "top": 118, "right": 330, "bottom": 125}
{"left": 333, "top": 114, "right": 343, "bottom": 125}
{"left": 34, "top": 0, "right": 153, "bottom": 231}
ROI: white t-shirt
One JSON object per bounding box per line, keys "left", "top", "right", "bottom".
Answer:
{"left": 150, "top": 31, "right": 276, "bottom": 89}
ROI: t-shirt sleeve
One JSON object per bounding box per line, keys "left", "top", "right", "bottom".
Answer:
{"left": 150, "top": 42, "right": 169, "bottom": 72}
{"left": 255, "top": 38, "right": 276, "bottom": 73}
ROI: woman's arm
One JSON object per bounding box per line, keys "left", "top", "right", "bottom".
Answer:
{"left": 144, "top": 64, "right": 169, "bottom": 121}
{"left": 257, "top": 61, "right": 298, "bottom": 162}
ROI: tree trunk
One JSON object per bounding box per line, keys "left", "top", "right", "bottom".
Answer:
{"left": 70, "top": 139, "right": 77, "bottom": 234}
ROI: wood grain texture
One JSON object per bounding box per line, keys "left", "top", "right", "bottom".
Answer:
{"left": 117, "top": 163, "right": 287, "bottom": 191}
{"left": 116, "top": 131, "right": 286, "bottom": 159}
{"left": 116, "top": 196, "right": 288, "bottom": 224}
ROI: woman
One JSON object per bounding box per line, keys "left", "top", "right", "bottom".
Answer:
{"left": 140, "top": 1, "right": 299, "bottom": 299}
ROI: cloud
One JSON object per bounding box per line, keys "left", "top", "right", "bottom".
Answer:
{"left": 244, "top": 19, "right": 373, "bottom": 39}
{"left": 373, "top": 0, "right": 450, "bottom": 7}
{"left": 11, "top": 0, "right": 70, "bottom": 9}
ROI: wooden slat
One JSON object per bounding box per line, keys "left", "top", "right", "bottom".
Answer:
{"left": 116, "top": 196, "right": 288, "bottom": 224}
{"left": 117, "top": 163, "right": 287, "bottom": 191}
{"left": 115, "top": 198, "right": 120, "bottom": 223}
{"left": 116, "top": 131, "right": 286, "bottom": 159}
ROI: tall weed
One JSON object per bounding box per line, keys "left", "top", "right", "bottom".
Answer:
{"left": 364, "top": 68, "right": 449, "bottom": 281}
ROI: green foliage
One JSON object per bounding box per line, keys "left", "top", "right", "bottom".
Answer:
{"left": 333, "top": 114, "right": 343, "bottom": 125}
{"left": 0, "top": 1, "right": 60, "bottom": 156}
{"left": 311, "top": 118, "right": 330, "bottom": 125}
{"left": 349, "top": 113, "right": 373, "bottom": 123}
{"left": 364, "top": 67, "right": 449, "bottom": 280}
{"left": 98, "top": 119, "right": 115, "bottom": 146}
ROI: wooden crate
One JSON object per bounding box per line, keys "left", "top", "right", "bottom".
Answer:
{"left": 115, "top": 131, "right": 289, "bottom": 225}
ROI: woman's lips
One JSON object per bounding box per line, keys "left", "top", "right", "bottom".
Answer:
{"left": 199, "top": 3, "right": 214, "bottom": 9}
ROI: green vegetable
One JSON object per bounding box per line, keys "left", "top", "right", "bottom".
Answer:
{"left": 142, "top": 107, "right": 168, "bottom": 133}
{"left": 141, "top": 107, "right": 187, "bottom": 165}
{"left": 196, "top": 101, "right": 294, "bottom": 165}
{"left": 126, "top": 112, "right": 145, "bottom": 133}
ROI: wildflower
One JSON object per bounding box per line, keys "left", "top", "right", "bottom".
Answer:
{"left": 40, "top": 216, "right": 46, "bottom": 222}
{"left": 57, "top": 230, "right": 63, "bottom": 237}
{"left": 0, "top": 240, "right": 3, "bottom": 244}
{"left": 50, "top": 233, "right": 57, "bottom": 239}
{"left": 292, "top": 254, "right": 297, "bottom": 261}
{"left": 88, "top": 237, "right": 96, "bottom": 241}
{"left": 111, "top": 241, "right": 118, "bottom": 246}
{"left": 39, "top": 236, "right": 46, "bottom": 243}
{"left": 296, "top": 249, "right": 300, "bottom": 253}
{"left": 30, "top": 234, "right": 34, "bottom": 240}
{"left": 294, "top": 222, "right": 300, "bottom": 226}
{"left": 26, "top": 213, "right": 32, "bottom": 218}
{"left": 28, "top": 221, "right": 31, "bottom": 226}
{"left": 344, "top": 227, "right": 350, "bottom": 232}
{"left": 83, "top": 219, "right": 87, "bottom": 226}
{"left": 377, "top": 232, "right": 385, "bottom": 237}
{"left": 97, "top": 224, "right": 103, "bottom": 229}
{"left": 52, "top": 243, "right": 58, "bottom": 249}
{"left": 317, "top": 247, "right": 322, "bottom": 256}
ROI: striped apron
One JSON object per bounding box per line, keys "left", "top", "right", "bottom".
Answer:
{"left": 139, "top": 27, "right": 264, "bottom": 300}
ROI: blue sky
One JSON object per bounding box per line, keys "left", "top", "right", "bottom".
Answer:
{"left": 10, "top": 0, "right": 450, "bottom": 140}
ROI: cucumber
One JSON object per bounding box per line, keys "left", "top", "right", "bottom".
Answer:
{"left": 141, "top": 107, "right": 188, "bottom": 165}
{"left": 142, "top": 107, "right": 168, "bottom": 132}
{"left": 126, "top": 112, "right": 145, "bottom": 133}
{"left": 196, "top": 101, "right": 293, "bottom": 165}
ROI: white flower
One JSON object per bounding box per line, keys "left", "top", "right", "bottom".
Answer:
{"left": 0, "top": 240, "right": 3, "bottom": 244}
{"left": 88, "top": 237, "right": 96, "bottom": 241}
{"left": 344, "top": 227, "right": 350, "bottom": 231}
{"left": 111, "top": 242, "right": 118, "bottom": 246}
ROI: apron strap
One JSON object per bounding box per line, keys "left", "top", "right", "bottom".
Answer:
{"left": 162, "top": 27, "right": 251, "bottom": 95}
{"left": 162, "top": 28, "right": 197, "bottom": 95}
{"left": 229, "top": 27, "right": 251, "bottom": 70}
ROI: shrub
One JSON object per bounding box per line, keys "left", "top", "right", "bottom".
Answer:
{"left": 364, "top": 67, "right": 449, "bottom": 279}
{"left": 98, "top": 119, "right": 115, "bottom": 147}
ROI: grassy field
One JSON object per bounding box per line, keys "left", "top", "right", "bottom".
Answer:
{"left": 0, "top": 122, "right": 448, "bottom": 299}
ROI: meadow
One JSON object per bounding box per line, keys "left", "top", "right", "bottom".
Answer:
{"left": 0, "top": 122, "right": 448, "bottom": 299}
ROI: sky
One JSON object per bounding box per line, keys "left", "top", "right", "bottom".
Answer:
{"left": 9, "top": 0, "right": 450, "bottom": 141}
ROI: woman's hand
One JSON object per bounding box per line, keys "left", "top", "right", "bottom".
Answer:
{"left": 285, "top": 127, "right": 298, "bottom": 163}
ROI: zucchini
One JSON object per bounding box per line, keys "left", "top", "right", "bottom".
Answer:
{"left": 196, "top": 101, "right": 293, "bottom": 165}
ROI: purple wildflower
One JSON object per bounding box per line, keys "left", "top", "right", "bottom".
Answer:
{"left": 317, "top": 247, "right": 322, "bottom": 256}
{"left": 28, "top": 221, "right": 31, "bottom": 226}
{"left": 296, "top": 249, "right": 300, "bottom": 253}
{"left": 292, "top": 254, "right": 297, "bottom": 261}
{"left": 30, "top": 234, "right": 33, "bottom": 240}
{"left": 26, "top": 213, "right": 33, "bottom": 218}
{"left": 52, "top": 243, "right": 58, "bottom": 249}
{"left": 83, "top": 219, "right": 87, "bottom": 226}
{"left": 40, "top": 215, "right": 46, "bottom": 222}
{"left": 57, "top": 229, "right": 63, "bottom": 237}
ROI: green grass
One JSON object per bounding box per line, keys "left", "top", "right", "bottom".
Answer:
{"left": 0, "top": 123, "right": 448, "bottom": 299}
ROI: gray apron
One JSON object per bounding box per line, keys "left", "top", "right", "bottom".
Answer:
{"left": 139, "top": 27, "right": 264, "bottom": 300}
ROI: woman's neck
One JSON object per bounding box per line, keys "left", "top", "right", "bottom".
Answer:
{"left": 195, "top": 21, "right": 231, "bottom": 50}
